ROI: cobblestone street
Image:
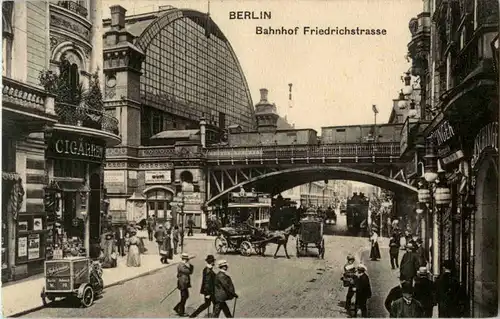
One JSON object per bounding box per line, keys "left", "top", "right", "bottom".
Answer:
{"left": 20, "top": 216, "right": 398, "bottom": 318}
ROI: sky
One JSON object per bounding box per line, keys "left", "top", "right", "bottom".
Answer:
{"left": 102, "top": 0, "right": 422, "bottom": 132}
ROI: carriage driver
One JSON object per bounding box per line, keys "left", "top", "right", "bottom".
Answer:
{"left": 341, "top": 254, "right": 358, "bottom": 312}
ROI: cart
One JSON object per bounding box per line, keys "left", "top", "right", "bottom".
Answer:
{"left": 296, "top": 212, "right": 325, "bottom": 259}
{"left": 40, "top": 257, "right": 104, "bottom": 308}
{"left": 214, "top": 226, "right": 253, "bottom": 255}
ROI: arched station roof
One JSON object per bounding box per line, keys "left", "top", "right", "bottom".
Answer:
{"left": 207, "top": 166, "right": 417, "bottom": 205}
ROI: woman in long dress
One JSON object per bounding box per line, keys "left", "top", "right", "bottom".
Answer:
{"left": 101, "top": 232, "right": 117, "bottom": 268}
{"left": 369, "top": 231, "right": 381, "bottom": 261}
{"left": 126, "top": 230, "right": 141, "bottom": 267}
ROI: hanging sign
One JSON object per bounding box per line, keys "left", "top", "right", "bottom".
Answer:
{"left": 471, "top": 122, "right": 498, "bottom": 168}
{"left": 430, "top": 120, "right": 456, "bottom": 147}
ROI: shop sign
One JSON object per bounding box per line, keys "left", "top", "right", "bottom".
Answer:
{"left": 472, "top": 122, "right": 498, "bottom": 168}
{"left": 430, "top": 120, "right": 456, "bottom": 147}
{"left": 47, "top": 134, "right": 105, "bottom": 162}
{"left": 28, "top": 233, "right": 40, "bottom": 260}
{"left": 104, "top": 171, "right": 126, "bottom": 193}
{"left": 145, "top": 171, "right": 171, "bottom": 184}
{"left": 18, "top": 237, "right": 27, "bottom": 258}
{"left": 442, "top": 150, "right": 465, "bottom": 166}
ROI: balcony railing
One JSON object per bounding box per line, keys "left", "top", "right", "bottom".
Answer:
{"left": 56, "top": 1, "right": 88, "bottom": 18}
{"left": 55, "top": 102, "right": 119, "bottom": 135}
{"left": 206, "top": 142, "right": 401, "bottom": 160}
{"left": 2, "top": 76, "right": 55, "bottom": 115}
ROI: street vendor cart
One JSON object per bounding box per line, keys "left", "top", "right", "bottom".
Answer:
{"left": 40, "top": 257, "right": 103, "bottom": 307}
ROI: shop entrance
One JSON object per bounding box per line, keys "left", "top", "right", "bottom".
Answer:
{"left": 89, "top": 173, "right": 101, "bottom": 241}
{"left": 473, "top": 152, "right": 498, "bottom": 317}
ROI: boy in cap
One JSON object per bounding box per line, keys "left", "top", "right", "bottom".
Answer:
{"left": 189, "top": 255, "right": 217, "bottom": 318}
{"left": 213, "top": 260, "right": 238, "bottom": 318}
{"left": 174, "top": 253, "right": 194, "bottom": 316}
{"left": 355, "top": 264, "right": 372, "bottom": 318}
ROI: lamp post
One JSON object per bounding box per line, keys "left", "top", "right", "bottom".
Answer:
{"left": 79, "top": 183, "right": 91, "bottom": 258}
{"left": 178, "top": 188, "right": 186, "bottom": 254}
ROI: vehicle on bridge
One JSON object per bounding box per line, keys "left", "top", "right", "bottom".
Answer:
{"left": 296, "top": 209, "right": 325, "bottom": 258}
{"left": 346, "top": 193, "right": 369, "bottom": 235}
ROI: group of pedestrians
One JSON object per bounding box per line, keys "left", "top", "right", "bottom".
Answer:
{"left": 341, "top": 255, "right": 372, "bottom": 317}
{"left": 99, "top": 226, "right": 144, "bottom": 268}
{"left": 385, "top": 259, "right": 466, "bottom": 317}
{"left": 154, "top": 224, "right": 183, "bottom": 264}
{"left": 173, "top": 253, "right": 238, "bottom": 318}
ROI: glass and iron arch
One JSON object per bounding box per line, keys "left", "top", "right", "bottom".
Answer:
{"left": 136, "top": 8, "right": 256, "bottom": 137}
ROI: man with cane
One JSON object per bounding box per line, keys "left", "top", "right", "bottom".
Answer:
{"left": 189, "top": 255, "right": 217, "bottom": 318}
{"left": 173, "top": 253, "right": 194, "bottom": 316}
{"left": 213, "top": 260, "right": 238, "bottom": 318}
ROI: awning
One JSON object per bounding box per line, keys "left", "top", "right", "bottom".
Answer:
{"left": 151, "top": 129, "right": 200, "bottom": 139}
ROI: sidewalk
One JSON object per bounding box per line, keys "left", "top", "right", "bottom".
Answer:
{"left": 1, "top": 240, "right": 188, "bottom": 318}
{"left": 360, "top": 245, "right": 400, "bottom": 318}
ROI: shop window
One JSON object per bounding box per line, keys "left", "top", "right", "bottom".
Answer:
{"left": 53, "top": 159, "right": 87, "bottom": 179}
{"left": 146, "top": 189, "right": 173, "bottom": 220}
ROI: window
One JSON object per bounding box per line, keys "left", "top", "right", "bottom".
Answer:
{"left": 2, "top": 1, "right": 13, "bottom": 77}
{"left": 53, "top": 160, "right": 87, "bottom": 179}
{"left": 145, "top": 189, "right": 173, "bottom": 220}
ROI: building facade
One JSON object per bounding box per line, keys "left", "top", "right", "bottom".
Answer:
{"left": 102, "top": 6, "right": 256, "bottom": 230}
{"left": 2, "top": 0, "right": 120, "bottom": 282}
{"left": 405, "top": 0, "right": 498, "bottom": 316}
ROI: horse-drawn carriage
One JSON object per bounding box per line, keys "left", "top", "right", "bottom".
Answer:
{"left": 296, "top": 210, "right": 325, "bottom": 258}
{"left": 214, "top": 225, "right": 268, "bottom": 256}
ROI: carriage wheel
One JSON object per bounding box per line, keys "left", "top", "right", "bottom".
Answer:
{"left": 80, "top": 285, "right": 95, "bottom": 308}
{"left": 239, "top": 241, "right": 252, "bottom": 257}
{"left": 215, "top": 236, "right": 228, "bottom": 254}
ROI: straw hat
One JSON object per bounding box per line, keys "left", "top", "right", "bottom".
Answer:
{"left": 417, "top": 267, "right": 428, "bottom": 275}
{"left": 217, "top": 259, "right": 228, "bottom": 267}
{"left": 181, "top": 253, "right": 190, "bottom": 260}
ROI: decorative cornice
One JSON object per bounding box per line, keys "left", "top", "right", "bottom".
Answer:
{"left": 50, "top": 11, "right": 90, "bottom": 43}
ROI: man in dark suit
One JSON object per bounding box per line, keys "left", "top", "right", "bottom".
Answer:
{"left": 435, "top": 260, "right": 462, "bottom": 318}
{"left": 115, "top": 226, "right": 125, "bottom": 257}
{"left": 400, "top": 243, "right": 420, "bottom": 281}
{"left": 384, "top": 276, "right": 406, "bottom": 314}
{"left": 355, "top": 264, "right": 372, "bottom": 318}
{"left": 389, "top": 234, "right": 400, "bottom": 269}
{"left": 413, "top": 267, "right": 435, "bottom": 317}
{"left": 213, "top": 260, "right": 238, "bottom": 318}
{"left": 189, "top": 255, "right": 217, "bottom": 318}
{"left": 174, "top": 253, "right": 194, "bottom": 316}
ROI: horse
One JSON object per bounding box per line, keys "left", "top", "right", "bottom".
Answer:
{"left": 256, "top": 224, "right": 299, "bottom": 259}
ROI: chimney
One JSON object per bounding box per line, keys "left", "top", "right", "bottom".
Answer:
{"left": 259, "top": 88, "right": 269, "bottom": 102}
{"left": 110, "top": 5, "right": 127, "bottom": 30}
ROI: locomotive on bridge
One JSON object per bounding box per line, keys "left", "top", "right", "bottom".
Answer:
{"left": 346, "top": 192, "right": 369, "bottom": 235}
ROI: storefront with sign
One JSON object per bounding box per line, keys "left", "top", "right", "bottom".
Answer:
{"left": 45, "top": 132, "right": 106, "bottom": 259}
{"left": 470, "top": 121, "right": 498, "bottom": 317}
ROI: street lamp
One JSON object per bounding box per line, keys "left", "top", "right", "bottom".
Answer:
{"left": 402, "top": 71, "right": 414, "bottom": 96}
{"left": 177, "top": 190, "right": 186, "bottom": 254}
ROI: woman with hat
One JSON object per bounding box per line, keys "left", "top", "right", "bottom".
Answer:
{"left": 101, "top": 231, "right": 117, "bottom": 268}
{"left": 342, "top": 254, "right": 357, "bottom": 312}
{"left": 369, "top": 230, "right": 381, "bottom": 261}
{"left": 126, "top": 229, "right": 141, "bottom": 267}
{"left": 189, "top": 255, "right": 217, "bottom": 318}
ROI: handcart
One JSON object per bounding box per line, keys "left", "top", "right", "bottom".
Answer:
{"left": 40, "top": 257, "right": 104, "bottom": 308}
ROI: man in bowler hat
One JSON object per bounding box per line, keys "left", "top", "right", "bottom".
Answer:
{"left": 189, "top": 255, "right": 217, "bottom": 318}
{"left": 174, "top": 253, "right": 194, "bottom": 316}
{"left": 213, "top": 260, "right": 238, "bottom": 318}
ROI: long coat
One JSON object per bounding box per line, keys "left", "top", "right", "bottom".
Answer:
{"left": 200, "top": 266, "right": 216, "bottom": 296}
{"left": 385, "top": 285, "right": 403, "bottom": 312}
{"left": 355, "top": 273, "right": 372, "bottom": 303}
{"left": 413, "top": 276, "right": 435, "bottom": 309}
{"left": 400, "top": 251, "right": 419, "bottom": 281}
{"left": 390, "top": 297, "right": 424, "bottom": 318}
{"left": 214, "top": 271, "right": 237, "bottom": 303}
{"left": 177, "top": 262, "right": 194, "bottom": 290}
{"left": 435, "top": 272, "right": 461, "bottom": 317}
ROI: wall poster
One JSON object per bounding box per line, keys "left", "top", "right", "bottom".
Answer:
{"left": 28, "top": 234, "right": 40, "bottom": 260}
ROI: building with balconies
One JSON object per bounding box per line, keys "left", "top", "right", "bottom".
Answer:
{"left": 404, "top": 0, "right": 498, "bottom": 316}
{"left": 2, "top": 0, "right": 120, "bottom": 282}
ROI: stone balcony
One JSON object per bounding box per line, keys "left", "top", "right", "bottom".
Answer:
{"left": 2, "top": 76, "right": 58, "bottom": 129}
{"left": 55, "top": 1, "right": 88, "bottom": 19}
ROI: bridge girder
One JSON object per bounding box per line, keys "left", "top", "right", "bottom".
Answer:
{"left": 207, "top": 165, "right": 415, "bottom": 205}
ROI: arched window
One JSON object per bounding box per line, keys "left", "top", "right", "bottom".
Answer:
{"left": 2, "top": 1, "right": 13, "bottom": 77}
{"left": 145, "top": 189, "right": 173, "bottom": 221}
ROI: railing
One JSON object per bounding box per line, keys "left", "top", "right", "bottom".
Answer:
{"left": 56, "top": 1, "right": 88, "bottom": 18}
{"left": 56, "top": 102, "right": 119, "bottom": 136}
{"left": 206, "top": 143, "right": 401, "bottom": 160}
{"left": 2, "top": 76, "right": 55, "bottom": 115}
